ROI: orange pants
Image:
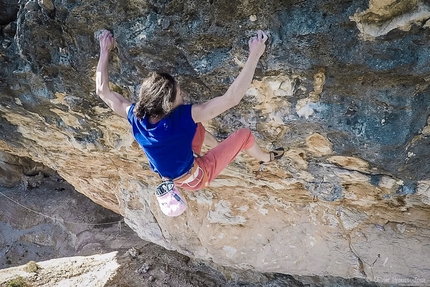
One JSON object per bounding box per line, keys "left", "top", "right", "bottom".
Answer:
{"left": 177, "top": 123, "right": 255, "bottom": 191}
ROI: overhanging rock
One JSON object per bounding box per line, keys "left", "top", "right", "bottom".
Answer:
{"left": 1, "top": 0, "right": 430, "bottom": 285}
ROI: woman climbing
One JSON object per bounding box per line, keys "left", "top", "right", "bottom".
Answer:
{"left": 96, "top": 29, "right": 284, "bottom": 192}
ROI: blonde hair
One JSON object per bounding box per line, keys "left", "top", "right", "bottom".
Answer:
{"left": 134, "top": 72, "right": 177, "bottom": 119}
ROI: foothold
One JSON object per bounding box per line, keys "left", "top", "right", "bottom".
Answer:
{"left": 249, "top": 15, "right": 257, "bottom": 22}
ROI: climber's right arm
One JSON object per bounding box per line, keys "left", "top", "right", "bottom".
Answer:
{"left": 95, "top": 30, "right": 131, "bottom": 118}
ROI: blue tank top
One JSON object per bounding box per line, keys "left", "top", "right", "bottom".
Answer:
{"left": 127, "top": 104, "right": 197, "bottom": 179}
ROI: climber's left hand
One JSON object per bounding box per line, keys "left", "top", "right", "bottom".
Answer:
{"left": 99, "top": 30, "right": 114, "bottom": 54}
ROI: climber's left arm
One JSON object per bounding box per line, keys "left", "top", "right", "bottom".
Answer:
{"left": 192, "top": 30, "right": 267, "bottom": 123}
{"left": 95, "top": 30, "right": 131, "bottom": 118}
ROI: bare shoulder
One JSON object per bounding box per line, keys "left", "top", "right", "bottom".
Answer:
{"left": 126, "top": 104, "right": 133, "bottom": 115}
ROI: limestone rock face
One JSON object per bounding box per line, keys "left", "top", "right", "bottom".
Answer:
{"left": 0, "top": 151, "right": 143, "bottom": 270}
{"left": 1, "top": 0, "right": 430, "bottom": 285}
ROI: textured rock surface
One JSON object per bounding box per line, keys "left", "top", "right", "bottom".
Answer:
{"left": 1, "top": 0, "right": 430, "bottom": 285}
{"left": 0, "top": 152, "right": 380, "bottom": 287}
{"left": 0, "top": 151, "right": 143, "bottom": 269}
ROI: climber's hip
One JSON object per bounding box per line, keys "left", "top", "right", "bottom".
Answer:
{"left": 173, "top": 161, "right": 208, "bottom": 191}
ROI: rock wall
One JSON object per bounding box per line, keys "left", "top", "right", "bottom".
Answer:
{"left": 2, "top": 153, "right": 344, "bottom": 287}
{"left": 1, "top": 0, "right": 430, "bottom": 285}
{"left": 0, "top": 151, "right": 143, "bottom": 269}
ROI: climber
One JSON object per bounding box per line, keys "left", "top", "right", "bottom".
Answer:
{"left": 95, "top": 29, "right": 284, "bottom": 191}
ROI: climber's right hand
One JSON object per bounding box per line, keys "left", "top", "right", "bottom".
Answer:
{"left": 248, "top": 30, "right": 268, "bottom": 58}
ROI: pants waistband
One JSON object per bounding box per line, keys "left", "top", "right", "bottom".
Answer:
{"left": 173, "top": 162, "right": 199, "bottom": 183}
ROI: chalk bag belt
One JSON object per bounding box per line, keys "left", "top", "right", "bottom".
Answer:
{"left": 174, "top": 162, "right": 205, "bottom": 188}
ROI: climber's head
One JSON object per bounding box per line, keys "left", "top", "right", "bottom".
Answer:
{"left": 134, "top": 72, "right": 183, "bottom": 119}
